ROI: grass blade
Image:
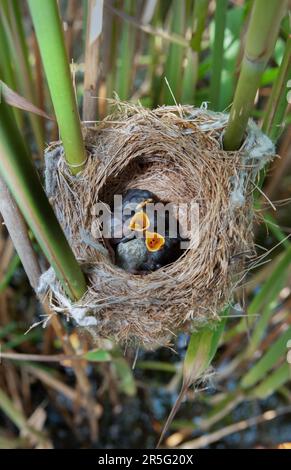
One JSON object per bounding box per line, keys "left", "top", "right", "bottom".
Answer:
{"left": 228, "top": 243, "right": 291, "bottom": 340}
{"left": 157, "top": 310, "right": 228, "bottom": 447}
{"left": 0, "top": 252, "right": 20, "bottom": 292}
{"left": 241, "top": 326, "right": 291, "bottom": 389}
{"left": 0, "top": 99, "right": 87, "bottom": 301}
{"left": 250, "top": 362, "right": 291, "bottom": 399}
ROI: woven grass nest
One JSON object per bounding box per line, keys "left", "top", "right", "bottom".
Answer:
{"left": 40, "top": 103, "right": 274, "bottom": 349}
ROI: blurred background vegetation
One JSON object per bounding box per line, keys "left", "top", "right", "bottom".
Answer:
{"left": 0, "top": 0, "right": 290, "bottom": 449}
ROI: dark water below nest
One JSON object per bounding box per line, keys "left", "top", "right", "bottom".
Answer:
{"left": 2, "top": 268, "right": 290, "bottom": 449}
{"left": 41, "top": 342, "right": 291, "bottom": 449}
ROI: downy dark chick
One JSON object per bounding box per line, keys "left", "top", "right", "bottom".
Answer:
{"left": 114, "top": 190, "right": 186, "bottom": 273}
{"left": 110, "top": 189, "right": 157, "bottom": 246}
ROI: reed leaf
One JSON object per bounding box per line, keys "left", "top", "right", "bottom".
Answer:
{"left": 0, "top": 80, "right": 53, "bottom": 120}
{"left": 264, "top": 213, "right": 291, "bottom": 249}
{"left": 0, "top": 99, "right": 87, "bottom": 301}
{"left": 157, "top": 310, "right": 228, "bottom": 447}
{"left": 241, "top": 326, "right": 291, "bottom": 389}
{"left": 112, "top": 357, "right": 137, "bottom": 397}
{"left": 224, "top": 244, "right": 291, "bottom": 342}
{"left": 250, "top": 362, "right": 291, "bottom": 399}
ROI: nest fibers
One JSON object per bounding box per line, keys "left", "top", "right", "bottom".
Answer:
{"left": 39, "top": 104, "right": 274, "bottom": 349}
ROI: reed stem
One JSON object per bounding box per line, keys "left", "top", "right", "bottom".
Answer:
{"left": 182, "top": 0, "right": 208, "bottom": 104}
{"left": 163, "top": 0, "right": 185, "bottom": 104}
{"left": 82, "top": 0, "right": 103, "bottom": 121}
{"left": 28, "top": 0, "right": 86, "bottom": 174}
{"left": 210, "top": 0, "right": 227, "bottom": 110}
{"left": 223, "top": 0, "right": 287, "bottom": 150}
{"left": 262, "top": 35, "right": 291, "bottom": 142}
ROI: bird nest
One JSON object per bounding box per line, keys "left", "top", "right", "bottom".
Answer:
{"left": 39, "top": 103, "right": 274, "bottom": 349}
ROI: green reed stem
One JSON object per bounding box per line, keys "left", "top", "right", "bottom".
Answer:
{"left": 223, "top": 0, "right": 287, "bottom": 150}
{"left": 262, "top": 35, "right": 291, "bottom": 142}
{"left": 210, "top": 0, "right": 227, "bottom": 110}
{"left": 163, "top": 0, "right": 185, "bottom": 104}
{"left": 182, "top": 0, "right": 208, "bottom": 104}
{"left": 28, "top": 0, "right": 86, "bottom": 174}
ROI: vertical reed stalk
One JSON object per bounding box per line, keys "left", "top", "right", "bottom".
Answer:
{"left": 6, "top": 0, "right": 44, "bottom": 153}
{"left": 210, "top": 0, "right": 227, "bottom": 110}
{"left": 262, "top": 36, "right": 291, "bottom": 142}
{"left": 28, "top": 0, "right": 86, "bottom": 174}
{"left": 163, "top": 0, "right": 185, "bottom": 104}
{"left": 181, "top": 0, "right": 208, "bottom": 104}
{"left": 0, "top": 14, "right": 23, "bottom": 129}
{"left": 65, "top": 0, "right": 77, "bottom": 59}
{"left": 83, "top": 0, "right": 103, "bottom": 121}
{"left": 99, "top": 0, "right": 116, "bottom": 117}
{"left": 116, "top": 0, "right": 135, "bottom": 100}
{"left": 0, "top": 177, "right": 41, "bottom": 291}
{"left": 223, "top": 0, "right": 287, "bottom": 150}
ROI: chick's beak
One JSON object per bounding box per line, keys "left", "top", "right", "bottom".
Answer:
{"left": 145, "top": 231, "right": 165, "bottom": 252}
{"left": 136, "top": 198, "right": 153, "bottom": 210}
{"left": 128, "top": 211, "right": 150, "bottom": 232}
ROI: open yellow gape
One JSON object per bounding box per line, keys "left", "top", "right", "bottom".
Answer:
{"left": 128, "top": 211, "right": 165, "bottom": 252}
{"left": 145, "top": 230, "right": 165, "bottom": 252}
{"left": 128, "top": 211, "right": 150, "bottom": 232}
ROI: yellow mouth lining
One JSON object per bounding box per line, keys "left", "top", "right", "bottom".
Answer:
{"left": 128, "top": 211, "right": 150, "bottom": 232}
{"left": 145, "top": 230, "right": 165, "bottom": 252}
{"left": 128, "top": 209, "right": 165, "bottom": 252}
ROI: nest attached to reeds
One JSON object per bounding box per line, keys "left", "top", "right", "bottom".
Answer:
{"left": 39, "top": 103, "right": 274, "bottom": 349}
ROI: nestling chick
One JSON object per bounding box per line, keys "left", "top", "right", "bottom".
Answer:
{"left": 143, "top": 206, "right": 185, "bottom": 270}
{"left": 122, "top": 188, "right": 156, "bottom": 205}
{"left": 143, "top": 233, "right": 183, "bottom": 271}
{"left": 111, "top": 188, "right": 186, "bottom": 273}
{"left": 116, "top": 230, "right": 182, "bottom": 273}
{"left": 110, "top": 189, "right": 157, "bottom": 246}
{"left": 116, "top": 238, "right": 148, "bottom": 272}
